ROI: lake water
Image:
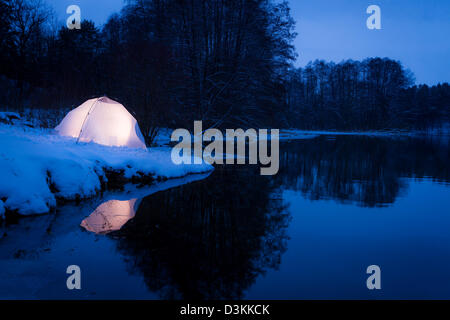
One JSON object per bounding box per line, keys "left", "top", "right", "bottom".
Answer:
{"left": 1, "top": 135, "right": 450, "bottom": 299}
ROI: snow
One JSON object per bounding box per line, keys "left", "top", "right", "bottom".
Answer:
{"left": 0, "top": 111, "right": 33, "bottom": 127}
{"left": 281, "top": 129, "right": 399, "bottom": 138}
{"left": 0, "top": 111, "right": 20, "bottom": 121}
{"left": 0, "top": 124, "right": 213, "bottom": 216}
{"left": 279, "top": 130, "right": 319, "bottom": 140}
{"left": 281, "top": 128, "right": 450, "bottom": 138}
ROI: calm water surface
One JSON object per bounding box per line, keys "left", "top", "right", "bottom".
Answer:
{"left": 1, "top": 135, "right": 449, "bottom": 299}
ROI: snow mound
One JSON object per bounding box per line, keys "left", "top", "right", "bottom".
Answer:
{"left": 0, "top": 111, "right": 20, "bottom": 121}
{"left": 0, "top": 124, "right": 213, "bottom": 216}
{"left": 0, "top": 111, "right": 33, "bottom": 128}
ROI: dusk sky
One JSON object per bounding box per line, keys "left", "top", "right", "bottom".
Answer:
{"left": 46, "top": 0, "right": 449, "bottom": 85}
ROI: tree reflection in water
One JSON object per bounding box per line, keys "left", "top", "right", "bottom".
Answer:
{"left": 277, "top": 136, "right": 450, "bottom": 207}
{"left": 111, "top": 166, "right": 290, "bottom": 299}
{"left": 107, "top": 135, "right": 449, "bottom": 298}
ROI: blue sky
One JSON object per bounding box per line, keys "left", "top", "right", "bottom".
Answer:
{"left": 46, "top": 0, "right": 449, "bottom": 85}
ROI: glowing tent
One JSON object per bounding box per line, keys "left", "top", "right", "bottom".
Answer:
{"left": 55, "top": 97, "right": 147, "bottom": 149}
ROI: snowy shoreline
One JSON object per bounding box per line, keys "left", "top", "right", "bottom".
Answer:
{"left": 281, "top": 128, "right": 450, "bottom": 138}
{"left": 0, "top": 124, "right": 213, "bottom": 217}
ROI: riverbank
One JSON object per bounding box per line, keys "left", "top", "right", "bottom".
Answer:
{"left": 281, "top": 127, "right": 450, "bottom": 138}
{"left": 0, "top": 124, "right": 213, "bottom": 217}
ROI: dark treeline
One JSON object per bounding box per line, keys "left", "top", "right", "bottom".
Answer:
{"left": 286, "top": 59, "right": 450, "bottom": 131}
{"left": 0, "top": 0, "right": 449, "bottom": 142}
{"left": 0, "top": 0, "right": 296, "bottom": 142}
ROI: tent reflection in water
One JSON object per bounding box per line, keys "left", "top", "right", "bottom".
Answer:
{"left": 80, "top": 198, "right": 142, "bottom": 234}
{"left": 55, "top": 96, "right": 147, "bottom": 149}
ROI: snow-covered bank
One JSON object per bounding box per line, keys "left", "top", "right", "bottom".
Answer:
{"left": 0, "top": 124, "right": 213, "bottom": 216}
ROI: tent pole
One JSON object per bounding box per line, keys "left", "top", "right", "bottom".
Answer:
{"left": 76, "top": 97, "right": 101, "bottom": 144}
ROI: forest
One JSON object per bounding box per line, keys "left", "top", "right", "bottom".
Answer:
{"left": 0, "top": 0, "right": 449, "bottom": 143}
{"left": 286, "top": 59, "right": 450, "bottom": 131}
